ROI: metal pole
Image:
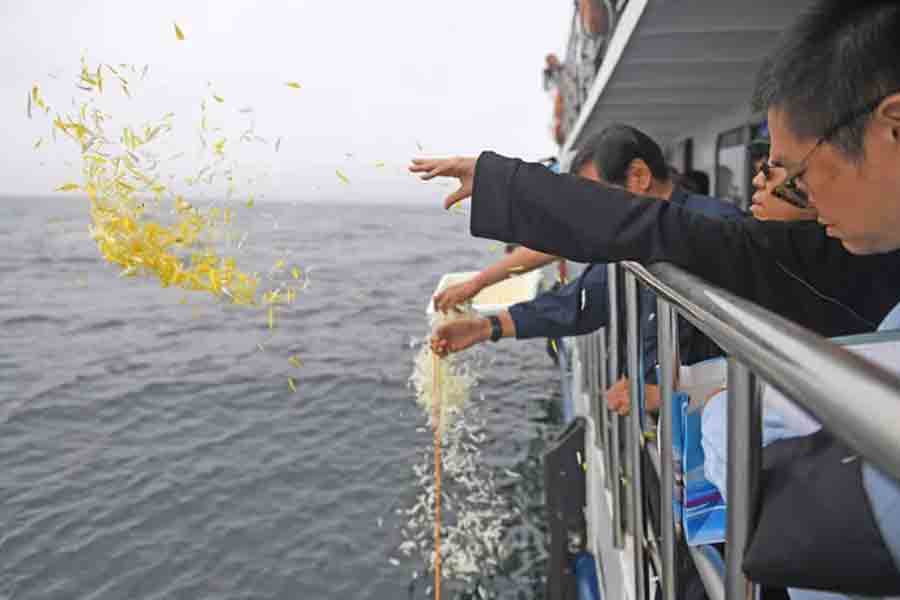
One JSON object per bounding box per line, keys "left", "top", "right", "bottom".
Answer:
{"left": 725, "top": 359, "right": 761, "bottom": 600}
{"left": 657, "top": 299, "right": 677, "bottom": 600}
{"left": 596, "top": 329, "right": 610, "bottom": 459}
{"left": 625, "top": 270, "right": 647, "bottom": 600}
{"left": 607, "top": 264, "right": 624, "bottom": 548}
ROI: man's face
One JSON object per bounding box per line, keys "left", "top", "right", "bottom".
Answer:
{"left": 768, "top": 107, "right": 900, "bottom": 254}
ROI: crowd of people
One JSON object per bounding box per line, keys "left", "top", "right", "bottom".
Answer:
{"left": 411, "top": 0, "right": 900, "bottom": 597}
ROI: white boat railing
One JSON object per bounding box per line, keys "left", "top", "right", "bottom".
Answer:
{"left": 575, "top": 261, "right": 900, "bottom": 600}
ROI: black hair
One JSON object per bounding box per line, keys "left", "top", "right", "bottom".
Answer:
{"left": 570, "top": 124, "right": 670, "bottom": 184}
{"left": 683, "top": 170, "right": 710, "bottom": 196}
{"left": 752, "top": 0, "right": 900, "bottom": 159}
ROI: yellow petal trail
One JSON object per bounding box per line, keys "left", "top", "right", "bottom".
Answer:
{"left": 285, "top": 82, "right": 302, "bottom": 89}
{"left": 27, "top": 59, "right": 306, "bottom": 389}
{"left": 288, "top": 355, "right": 303, "bottom": 368}
{"left": 336, "top": 169, "right": 350, "bottom": 184}
{"left": 174, "top": 22, "right": 185, "bottom": 41}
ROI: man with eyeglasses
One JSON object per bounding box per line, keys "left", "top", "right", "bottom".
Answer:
{"left": 413, "top": 0, "right": 900, "bottom": 594}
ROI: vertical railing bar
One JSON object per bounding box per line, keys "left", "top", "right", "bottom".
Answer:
{"left": 608, "top": 264, "right": 624, "bottom": 548}
{"left": 596, "top": 329, "right": 609, "bottom": 460}
{"left": 626, "top": 270, "right": 647, "bottom": 600}
{"left": 725, "top": 359, "right": 761, "bottom": 600}
{"left": 657, "top": 298, "right": 677, "bottom": 600}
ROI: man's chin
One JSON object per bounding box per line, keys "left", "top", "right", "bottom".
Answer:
{"left": 839, "top": 235, "right": 898, "bottom": 255}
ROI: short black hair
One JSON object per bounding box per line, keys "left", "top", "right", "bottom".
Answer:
{"left": 571, "top": 124, "right": 670, "bottom": 184}
{"left": 753, "top": 0, "right": 900, "bottom": 159}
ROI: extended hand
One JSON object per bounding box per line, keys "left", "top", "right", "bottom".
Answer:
{"left": 430, "top": 318, "right": 491, "bottom": 357}
{"left": 409, "top": 156, "right": 477, "bottom": 209}
{"left": 433, "top": 279, "right": 481, "bottom": 313}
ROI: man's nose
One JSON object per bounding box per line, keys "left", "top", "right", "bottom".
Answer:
{"left": 752, "top": 168, "right": 766, "bottom": 190}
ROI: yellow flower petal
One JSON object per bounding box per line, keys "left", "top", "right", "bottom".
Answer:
{"left": 174, "top": 22, "right": 185, "bottom": 41}
{"left": 285, "top": 82, "right": 301, "bottom": 89}
{"left": 288, "top": 377, "right": 297, "bottom": 392}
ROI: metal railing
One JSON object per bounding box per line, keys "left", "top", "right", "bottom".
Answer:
{"left": 575, "top": 261, "right": 900, "bottom": 600}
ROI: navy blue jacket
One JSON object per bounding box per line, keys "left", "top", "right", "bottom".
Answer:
{"left": 508, "top": 187, "right": 744, "bottom": 382}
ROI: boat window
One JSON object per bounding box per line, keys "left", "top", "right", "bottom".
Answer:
{"left": 715, "top": 126, "right": 750, "bottom": 210}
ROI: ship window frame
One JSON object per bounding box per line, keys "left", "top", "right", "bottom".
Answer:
{"left": 715, "top": 125, "right": 751, "bottom": 210}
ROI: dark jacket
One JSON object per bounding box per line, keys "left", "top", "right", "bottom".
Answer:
{"left": 472, "top": 152, "right": 900, "bottom": 337}
{"left": 508, "top": 188, "right": 744, "bottom": 381}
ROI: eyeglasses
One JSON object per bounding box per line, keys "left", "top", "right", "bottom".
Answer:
{"left": 757, "top": 95, "right": 888, "bottom": 208}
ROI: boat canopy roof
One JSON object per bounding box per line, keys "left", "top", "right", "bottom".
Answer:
{"left": 563, "top": 0, "right": 816, "bottom": 154}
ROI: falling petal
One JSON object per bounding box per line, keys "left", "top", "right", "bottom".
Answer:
{"left": 212, "top": 94, "right": 224, "bottom": 103}
{"left": 374, "top": 161, "right": 386, "bottom": 168}
{"left": 174, "top": 22, "right": 185, "bottom": 41}
{"left": 246, "top": 195, "right": 254, "bottom": 208}
{"left": 288, "top": 377, "right": 297, "bottom": 392}
{"left": 33, "top": 137, "right": 43, "bottom": 150}
{"left": 26, "top": 91, "right": 32, "bottom": 119}
{"left": 291, "top": 267, "right": 301, "bottom": 280}
{"left": 268, "top": 306, "right": 275, "bottom": 329}
{"left": 415, "top": 140, "right": 424, "bottom": 152}
{"left": 285, "top": 82, "right": 302, "bottom": 89}
{"left": 275, "top": 137, "right": 282, "bottom": 152}
{"left": 335, "top": 169, "right": 350, "bottom": 184}
{"left": 289, "top": 355, "right": 303, "bottom": 368}
{"left": 55, "top": 183, "right": 80, "bottom": 192}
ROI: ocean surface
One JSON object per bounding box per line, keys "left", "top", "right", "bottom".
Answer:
{"left": 0, "top": 197, "right": 563, "bottom": 600}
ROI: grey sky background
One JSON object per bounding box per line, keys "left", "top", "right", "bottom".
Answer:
{"left": 1, "top": 1, "right": 570, "bottom": 203}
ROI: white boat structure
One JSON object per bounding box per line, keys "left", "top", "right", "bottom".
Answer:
{"left": 534, "top": 2, "right": 900, "bottom": 599}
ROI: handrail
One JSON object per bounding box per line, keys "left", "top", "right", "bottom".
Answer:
{"left": 622, "top": 261, "right": 900, "bottom": 481}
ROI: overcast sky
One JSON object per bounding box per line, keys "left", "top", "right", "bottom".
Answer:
{"left": 1, "top": 1, "right": 570, "bottom": 203}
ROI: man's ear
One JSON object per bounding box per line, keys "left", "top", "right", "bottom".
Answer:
{"left": 627, "top": 159, "right": 653, "bottom": 193}
{"left": 875, "top": 93, "right": 900, "bottom": 141}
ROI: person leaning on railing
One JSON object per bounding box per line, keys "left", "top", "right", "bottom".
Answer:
{"left": 412, "top": 1, "right": 900, "bottom": 593}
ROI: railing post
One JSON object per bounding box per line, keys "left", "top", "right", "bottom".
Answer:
{"left": 725, "top": 359, "right": 761, "bottom": 600}
{"left": 607, "top": 264, "right": 624, "bottom": 548}
{"left": 596, "top": 329, "right": 610, "bottom": 459}
{"left": 625, "top": 270, "right": 647, "bottom": 600}
{"left": 657, "top": 298, "right": 677, "bottom": 600}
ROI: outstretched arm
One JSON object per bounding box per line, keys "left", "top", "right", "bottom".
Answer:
{"left": 433, "top": 246, "right": 558, "bottom": 313}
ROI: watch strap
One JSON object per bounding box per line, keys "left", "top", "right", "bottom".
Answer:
{"left": 488, "top": 315, "right": 502, "bottom": 342}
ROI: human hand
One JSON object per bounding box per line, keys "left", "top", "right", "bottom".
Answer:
{"left": 409, "top": 156, "right": 477, "bottom": 209}
{"left": 430, "top": 317, "right": 491, "bottom": 357}
{"left": 606, "top": 377, "right": 631, "bottom": 416}
{"left": 605, "top": 379, "right": 661, "bottom": 416}
{"left": 433, "top": 279, "right": 481, "bottom": 313}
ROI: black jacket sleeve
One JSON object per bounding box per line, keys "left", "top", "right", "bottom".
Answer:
{"left": 470, "top": 151, "right": 900, "bottom": 335}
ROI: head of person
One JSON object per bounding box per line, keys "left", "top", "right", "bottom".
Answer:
{"left": 751, "top": 163, "right": 819, "bottom": 222}
{"left": 753, "top": 0, "right": 900, "bottom": 254}
{"left": 570, "top": 124, "right": 673, "bottom": 200}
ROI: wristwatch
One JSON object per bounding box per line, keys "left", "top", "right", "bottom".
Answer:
{"left": 488, "top": 315, "right": 503, "bottom": 342}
